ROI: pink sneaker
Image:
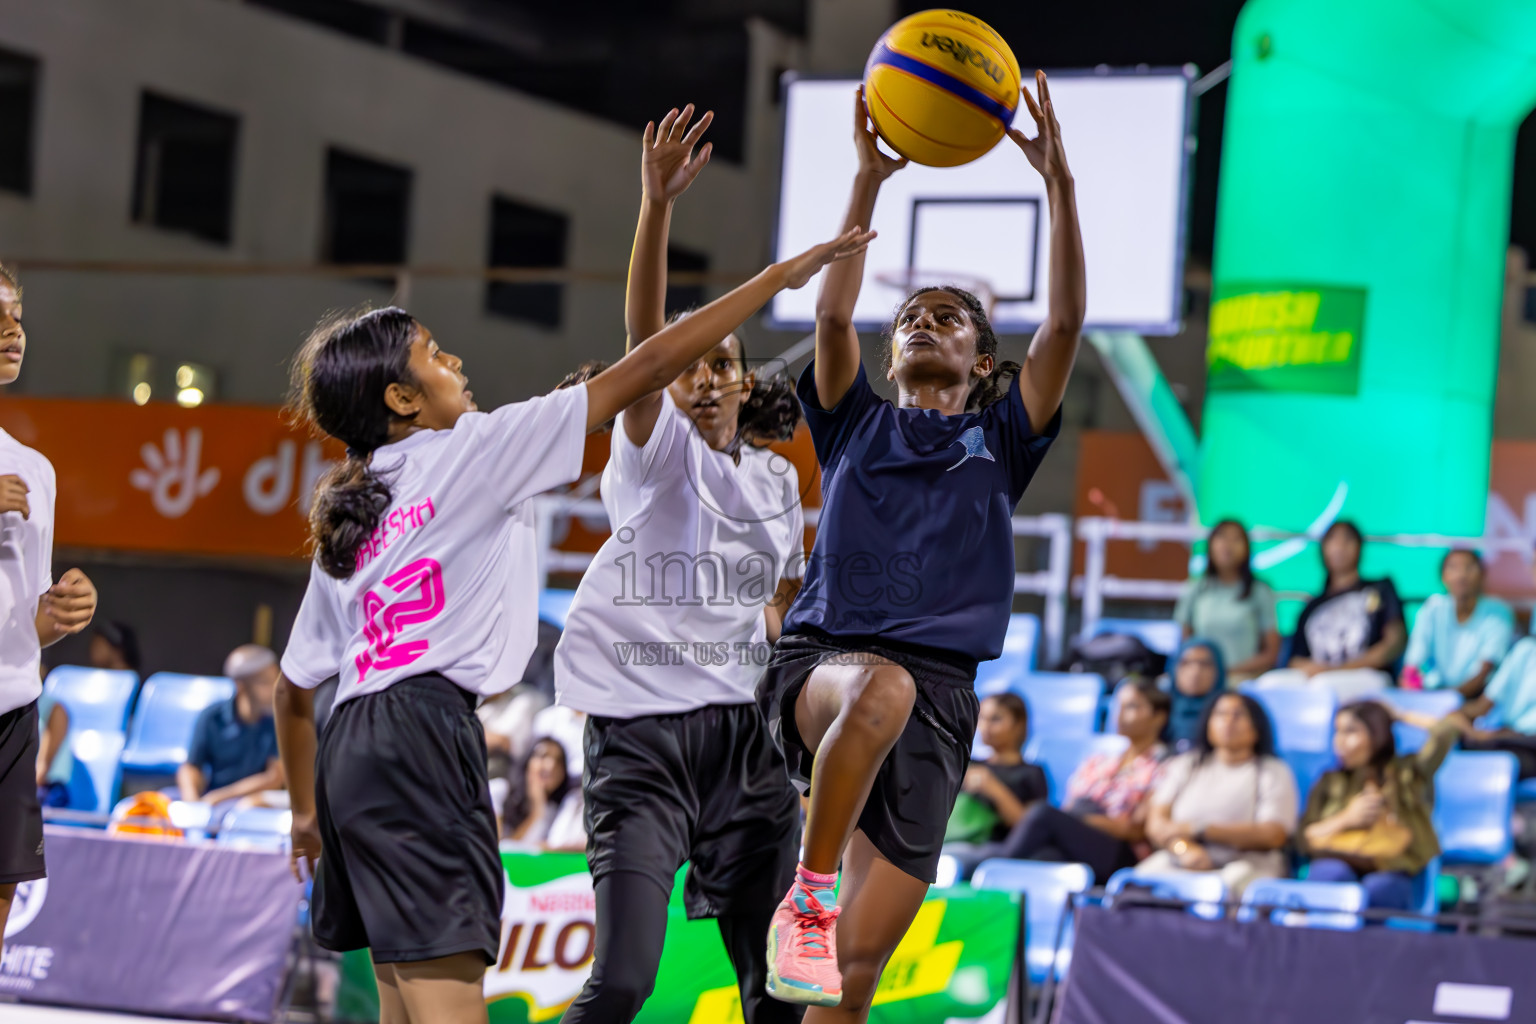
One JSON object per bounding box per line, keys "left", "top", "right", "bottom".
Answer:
{"left": 765, "top": 876, "right": 843, "bottom": 1007}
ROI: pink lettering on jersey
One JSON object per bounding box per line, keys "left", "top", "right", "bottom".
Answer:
{"left": 355, "top": 557, "right": 446, "bottom": 682}
{"left": 355, "top": 497, "right": 437, "bottom": 571}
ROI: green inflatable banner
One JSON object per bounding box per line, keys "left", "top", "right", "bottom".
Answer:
{"left": 335, "top": 852, "right": 1021, "bottom": 1023}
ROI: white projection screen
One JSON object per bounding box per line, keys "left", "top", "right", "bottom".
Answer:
{"left": 769, "top": 70, "right": 1194, "bottom": 336}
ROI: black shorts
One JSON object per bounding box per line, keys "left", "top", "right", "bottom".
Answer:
{"left": 313, "top": 674, "right": 503, "bottom": 965}
{"left": 756, "top": 631, "right": 979, "bottom": 884}
{"left": 0, "top": 699, "right": 45, "bottom": 885}
{"left": 584, "top": 701, "right": 800, "bottom": 920}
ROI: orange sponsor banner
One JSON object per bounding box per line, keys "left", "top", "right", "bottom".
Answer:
{"left": 0, "top": 397, "right": 343, "bottom": 558}
{"left": 1486, "top": 440, "right": 1536, "bottom": 601}
{"left": 1073, "top": 431, "right": 1190, "bottom": 581}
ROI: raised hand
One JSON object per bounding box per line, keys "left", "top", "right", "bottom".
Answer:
{"left": 781, "top": 225, "right": 878, "bottom": 289}
{"left": 1009, "top": 70, "right": 1072, "bottom": 183}
{"left": 642, "top": 103, "right": 714, "bottom": 203}
{"left": 0, "top": 474, "right": 29, "bottom": 519}
{"left": 854, "top": 86, "right": 908, "bottom": 180}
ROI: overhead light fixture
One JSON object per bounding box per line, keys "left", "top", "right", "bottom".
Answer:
{"left": 176, "top": 387, "right": 205, "bottom": 408}
{"left": 132, "top": 382, "right": 152, "bottom": 406}
{"left": 175, "top": 365, "right": 195, "bottom": 388}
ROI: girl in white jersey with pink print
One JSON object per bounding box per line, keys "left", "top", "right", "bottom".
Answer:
{"left": 273, "top": 184, "right": 873, "bottom": 1021}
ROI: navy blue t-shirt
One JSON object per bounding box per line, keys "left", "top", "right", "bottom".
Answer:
{"left": 186, "top": 697, "right": 279, "bottom": 791}
{"left": 783, "top": 362, "right": 1060, "bottom": 664}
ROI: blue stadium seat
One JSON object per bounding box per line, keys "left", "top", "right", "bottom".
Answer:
{"left": 1518, "top": 778, "right": 1536, "bottom": 804}
{"left": 1433, "top": 751, "right": 1518, "bottom": 865}
{"left": 43, "top": 666, "right": 138, "bottom": 733}
{"left": 976, "top": 614, "right": 1040, "bottom": 691}
{"left": 1016, "top": 674, "right": 1104, "bottom": 737}
{"left": 217, "top": 805, "right": 292, "bottom": 851}
{"left": 1024, "top": 734, "right": 1129, "bottom": 806}
{"left": 1376, "top": 689, "right": 1462, "bottom": 753}
{"left": 1281, "top": 749, "right": 1335, "bottom": 804}
{"left": 972, "top": 859, "right": 1092, "bottom": 984}
{"left": 65, "top": 728, "right": 125, "bottom": 813}
{"left": 1104, "top": 867, "right": 1227, "bottom": 920}
{"left": 120, "top": 673, "right": 236, "bottom": 776}
{"left": 1241, "top": 683, "right": 1337, "bottom": 753}
{"left": 1239, "top": 878, "right": 1365, "bottom": 930}
{"left": 1091, "top": 618, "right": 1183, "bottom": 657}
{"left": 538, "top": 588, "right": 576, "bottom": 629}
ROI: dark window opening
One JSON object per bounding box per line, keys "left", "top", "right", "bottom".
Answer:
{"left": 666, "top": 246, "right": 710, "bottom": 316}
{"left": 244, "top": 0, "right": 393, "bottom": 43}
{"left": 322, "top": 148, "right": 412, "bottom": 266}
{"left": 132, "top": 92, "right": 240, "bottom": 244}
{"left": 486, "top": 195, "right": 569, "bottom": 329}
{"left": 0, "top": 47, "right": 39, "bottom": 196}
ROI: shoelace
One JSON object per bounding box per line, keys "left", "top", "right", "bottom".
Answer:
{"left": 792, "top": 901, "right": 842, "bottom": 961}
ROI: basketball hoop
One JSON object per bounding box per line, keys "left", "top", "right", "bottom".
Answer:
{"left": 871, "top": 268, "right": 998, "bottom": 322}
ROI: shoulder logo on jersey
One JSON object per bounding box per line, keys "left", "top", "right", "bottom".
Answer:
{"left": 945, "top": 426, "right": 995, "bottom": 472}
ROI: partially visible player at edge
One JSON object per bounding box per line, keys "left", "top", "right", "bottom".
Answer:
{"left": 0, "top": 264, "right": 100, "bottom": 956}
{"left": 557, "top": 105, "right": 805, "bottom": 1024}
{"left": 758, "top": 73, "right": 1084, "bottom": 1019}
{"left": 272, "top": 177, "right": 873, "bottom": 1021}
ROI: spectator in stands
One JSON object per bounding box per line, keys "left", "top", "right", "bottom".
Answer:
{"left": 1256, "top": 520, "right": 1406, "bottom": 701}
{"left": 1175, "top": 520, "right": 1280, "bottom": 681}
{"left": 501, "top": 736, "right": 585, "bottom": 852}
{"left": 176, "top": 645, "right": 284, "bottom": 812}
{"left": 481, "top": 619, "right": 560, "bottom": 779}
{"left": 1299, "top": 700, "right": 1455, "bottom": 910}
{"left": 1142, "top": 692, "right": 1297, "bottom": 897}
{"left": 1396, "top": 641, "right": 1536, "bottom": 780}
{"left": 947, "top": 694, "right": 1047, "bottom": 845}
{"left": 34, "top": 689, "right": 71, "bottom": 808}
{"left": 993, "top": 678, "right": 1170, "bottom": 882}
{"left": 1168, "top": 638, "right": 1225, "bottom": 752}
{"left": 89, "top": 620, "right": 140, "bottom": 675}
{"left": 1401, "top": 550, "right": 1512, "bottom": 697}
{"left": 532, "top": 701, "right": 588, "bottom": 776}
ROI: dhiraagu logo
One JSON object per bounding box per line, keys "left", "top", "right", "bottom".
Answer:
{"left": 2, "top": 878, "right": 46, "bottom": 938}
{"left": 685, "top": 900, "right": 966, "bottom": 1022}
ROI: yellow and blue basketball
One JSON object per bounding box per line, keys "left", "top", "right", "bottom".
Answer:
{"left": 863, "top": 9, "right": 1021, "bottom": 168}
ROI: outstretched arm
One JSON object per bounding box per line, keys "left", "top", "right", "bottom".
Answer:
{"left": 1008, "top": 71, "right": 1085, "bottom": 434}
{"left": 586, "top": 226, "right": 875, "bottom": 433}
{"left": 814, "top": 87, "right": 907, "bottom": 409}
{"left": 622, "top": 104, "right": 714, "bottom": 447}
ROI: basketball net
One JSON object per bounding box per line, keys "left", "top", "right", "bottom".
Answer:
{"left": 871, "top": 268, "right": 998, "bottom": 322}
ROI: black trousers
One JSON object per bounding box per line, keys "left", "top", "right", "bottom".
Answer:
{"left": 563, "top": 871, "right": 801, "bottom": 1024}
{"left": 994, "top": 803, "right": 1137, "bottom": 885}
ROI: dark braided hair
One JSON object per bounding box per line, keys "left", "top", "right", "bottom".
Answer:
{"left": 288, "top": 306, "right": 419, "bottom": 579}
{"left": 881, "top": 286, "right": 1018, "bottom": 411}
{"left": 660, "top": 311, "right": 801, "bottom": 445}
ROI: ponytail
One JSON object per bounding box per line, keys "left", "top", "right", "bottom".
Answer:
{"left": 310, "top": 454, "right": 395, "bottom": 579}
{"left": 967, "top": 359, "right": 1021, "bottom": 413}
{"left": 738, "top": 372, "right": 801, "bottom": 443}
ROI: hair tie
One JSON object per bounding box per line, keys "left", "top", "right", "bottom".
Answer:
{"left": 346, "top": 446, "right": 366, "bottom": 460}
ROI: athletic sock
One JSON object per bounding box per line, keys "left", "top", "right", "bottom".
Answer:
{"left": 795, "top": 864, "right": 837, "bottom": 890}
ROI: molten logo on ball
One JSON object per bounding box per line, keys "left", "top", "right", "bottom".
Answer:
{"left": 919, "top": 34, "right": 1005, "bottom": 84}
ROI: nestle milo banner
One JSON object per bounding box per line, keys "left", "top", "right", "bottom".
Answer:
{"left": 337, "top": 852, "right": 1020, "bottom": 1022}
{"left": 1206, "top": 282, "right": 1368, "bottom": 395}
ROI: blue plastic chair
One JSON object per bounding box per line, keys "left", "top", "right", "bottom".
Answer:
{"left": 65, "top": 729, "right": 125, "bottom": 813}
{"left": 1239, "top": 878, "right": 1365, "bottom": 930}
{"left": 1376, "top": 689, "right": 1462, "bottom": 753}
{"left": 1091, "top": 618, "right": 1183, "bottom": 657}
{"left": 1104, "top": 867, "right": 1227, "bottom": 920}
{"left": 1024, "top": 734, "right": 1129, "bottom": 806}
{"left": 1016, "top": 674, "right": 1105, "bottom": 737}
{"left": 973, "top": 859, "right": 1092, "bottom": 984}
{"left": 976, "top": 614, "right": 1040, "bottom": 690}
{"left": 1241, "top": 683, "right": 1337, "bottom": 753}
{"left": 1281, "top": 749, "right": 1336, "bottom": 805}
{"left": 217, "top": 805, "right": 293, "bottom": 851}
{"left": 538, "top": 588, "right": 577, "bottom": 629}
{"left": 1433, "top": 751, "right": 1518, "bottom": 865}
{"left": 1517, "top": 778, "right": 1536, "bottom": 804}
{"left": 120, "top": 674, "right": 236, "bottom": 776}
{"left": 43, "top": 667, "right": 138, "bottom": 733}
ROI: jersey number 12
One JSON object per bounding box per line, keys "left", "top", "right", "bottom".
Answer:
{"left": 356, "top": 558, "right": 446, "bottom": 682}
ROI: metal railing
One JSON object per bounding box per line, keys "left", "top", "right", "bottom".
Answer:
{"left": 532, "top": 495, "right": 1075, "bottom": 665}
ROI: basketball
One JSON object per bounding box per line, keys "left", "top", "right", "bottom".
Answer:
{"left": 863, "top": 9, "right": 1022, "bottom": 168}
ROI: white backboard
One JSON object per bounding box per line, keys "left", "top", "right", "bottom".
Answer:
{"left": 769, "top": 70, "right": 1194, "bottom": 335}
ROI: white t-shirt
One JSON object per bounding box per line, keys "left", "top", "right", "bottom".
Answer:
{"left": 555, "top": 392, "right": 804, "bottom": 717}
{"left": 281, "top": 385, "right": 588, "bottom": 708}
{"left": 1153, "top": 751, "right": 1298, "bottom": 871}
{"left": 0, "top": 430, "right": 54, "bottom": 716}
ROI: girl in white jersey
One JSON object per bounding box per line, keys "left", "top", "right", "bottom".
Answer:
{"left": 273, "top": 170, "right": 872, "bottom": 1021}
{"left": 0, "top": 264, "right": 100, "bottom": 956}
{"left": 555, "top": 106, "right": 806, "bottom": 1024}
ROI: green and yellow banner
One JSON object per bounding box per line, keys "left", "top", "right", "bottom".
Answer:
{"left": 337, "top": 852, "right": 1020, "bottom": 1023}
{"left": 1206, "top": 283, "right": 1367, "bottom": 395}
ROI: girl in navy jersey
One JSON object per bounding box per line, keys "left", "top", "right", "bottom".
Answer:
{"left": 273, "top": 172, "right": 872, "bottom": 1020}
{"left": 0, "top": 265, "right": 100, "bottom": 955}
{"left": 555, "top": 106, "right": 805, "bottom": 1024}
{"left": 758, "top": 74, "right": 1084, "bottom": 1017}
